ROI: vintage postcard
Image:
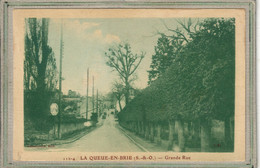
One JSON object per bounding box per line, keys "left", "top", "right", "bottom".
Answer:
{"left": 1, "top": 1, "right": 256, "bottom": 167}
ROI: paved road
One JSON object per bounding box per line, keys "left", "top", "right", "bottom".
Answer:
{"left": 45, "top": 114, "right": 142, "bottom": 152}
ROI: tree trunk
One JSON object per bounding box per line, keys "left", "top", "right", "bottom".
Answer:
{"left": 138, "top": 121, "right": 142, "bottom": 135}
{"left": 25, "top": 65, "right": 30, "bottom": 90}
{"left": 201, "top": 120, "right": 211, "bottom": 152}
{"left": 37, "top": 19, "right": 51, "bottom": 93}
{"left": 132, "top": 122, "right": 135, "bottom": 132}
{"left": 156, "top": 123, "right": 162, "bottom": 145}
{"left": 225, "top": 117, "right": 234, "bottom": 150}
{"left": 130, "top": 122, "right": 133, "bottom": 131}
{"left": 118, "top": 99, "right": 123, "bottom": 112}
{"left": 176, "top": 120, "right": 185, "bottom": 151}
{"left": 129, "top": 122, "right": 132, "bottom": 131}
{"left": 168, "top": 120, "right": 175, "bottom": 150}
{"left": 230, "top": 118, "right": 234, "bottom": 144}
{"left": 150, "top": 123, "right": 154, "bottom": 142}
{"left": 195, "top": 121, "right": 201, "bottom": 139}
{"left": 187, "top": 122, "right": 191, "bottom": 136}
{"left": 134, "top": 121, "right": 138, "bottom": 133}
{"left": 145, "top": 122, "right": 150, "bottom": 139}
{"left": 125, "top": 78, "right": 130, "bottom": 105}
{"left": 141, "top": 121, "right": 145, "bottom": 137}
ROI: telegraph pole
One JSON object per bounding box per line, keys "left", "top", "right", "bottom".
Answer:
{"left": 58, "top": 20, "right": 63, "bottom": 139}
{"left": 86, "top": 68, "right": 89, "bottom": 120}
{"left": 92, "top": 76, "right": 95, "bottom": 112}
{"left": 96, "top": 89, "right": 99, "bottom": 115}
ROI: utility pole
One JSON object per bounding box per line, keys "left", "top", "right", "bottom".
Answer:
{"left": 92, "top": 76, "right": 95, "bottom": 112}
{"left": 96, "top": 89, "right": 99, "bottom": 115}
{"left": 58, "top": 20, "right": 63, "bottom": 139}
{"left": 86, "top": 68, "right": 89, "bottom": 120}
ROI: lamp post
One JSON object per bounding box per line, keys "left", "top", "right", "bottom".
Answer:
{"left": 57, "top": 20, "right": 63, "bottom": 139}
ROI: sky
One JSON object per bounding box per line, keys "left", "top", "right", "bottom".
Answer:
{"left": 48, "top": 18, "right": 179, "bottom": 96}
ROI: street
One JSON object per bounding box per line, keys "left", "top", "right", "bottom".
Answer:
{"left": 44, "top": 114, "right": 143, "bottom": 152}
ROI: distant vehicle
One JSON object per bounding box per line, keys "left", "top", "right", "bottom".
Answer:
{"left": 102, "top": 115, "right": 106, "bottom": 119}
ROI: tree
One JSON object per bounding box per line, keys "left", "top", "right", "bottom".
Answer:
{"left": 190, "top": 18, "right": 235, "bottom": 150}
{"left": 148, "top": 19, "right": 200, "bottom": 84}
{"left": 148, "top": 34, "right": 176, "bottom": 84}
{"left": 111, "top": 81, "right": 125, "bottom": 112}
{"left": 165, "top": 18, "right": 235, "bottom": 151}
{"left": 105, "top": 43, "right": 145, "bottom": 104}
{"left": 24, "top": 18, "right": 57, "bottom": 92}
{"left": 24, "top": 18, "right": 58, "bottom": 129}
{"left": 120, "top": 18, "right": 235, "bottom": 152}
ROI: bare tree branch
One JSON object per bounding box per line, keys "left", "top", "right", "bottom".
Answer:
{"left": 129, "top": 52, "right": 145, "bottom": 76}
{"left": 105, "top": 42, "right": 145, "bottom": 104}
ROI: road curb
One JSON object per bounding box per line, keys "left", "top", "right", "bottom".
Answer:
{"left": 29, "top": 123, "right": 103, "bottom": 147}
{"left": 116, "top": 124, "right": 149, "bottom": 152}
{"left": 52, "top": 124, "right": 102, "bottom": 146}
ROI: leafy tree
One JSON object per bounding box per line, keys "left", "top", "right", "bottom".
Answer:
{"left": 24, "top": 18, "right": 58, "bottom": 130}
{"left": 148, "top": 18, "right": 235, "bottom": 123}
{"left": 148, "top": 19, "right": 200, "bottom": 84}
{"left": 190, "top": 18, "right": 235, "bottom": 150}
{"left": 165, "top": 18, "right": 235, "bottom": 151}
{"left": 148, "top": 35, "right": 176, "bottom": 84}
{"left": 24, "top": 18, "right": 57, "bottom": 92}
{"left": 111, "top": 81, "right": 125, "bottom": 112}
{"left": 105, "top": 43, "right": 145, "bottom": 104}
{"left": 120, "top": 18, "right": 235, "bottom": 152}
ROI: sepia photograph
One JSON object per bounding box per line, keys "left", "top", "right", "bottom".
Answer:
{"left": 7, "top": 7, "right": 251, "bottom": 165}
{"left": 23, "top": 17, "right": 235, "bottom": 153}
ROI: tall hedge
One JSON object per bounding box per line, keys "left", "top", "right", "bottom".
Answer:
{"left": 119, "top": 18, "right": 235, "bottom": 125}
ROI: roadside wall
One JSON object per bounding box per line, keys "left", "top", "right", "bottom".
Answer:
{"left": 49, "top": 121, "right": 86, "bottom": 138}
